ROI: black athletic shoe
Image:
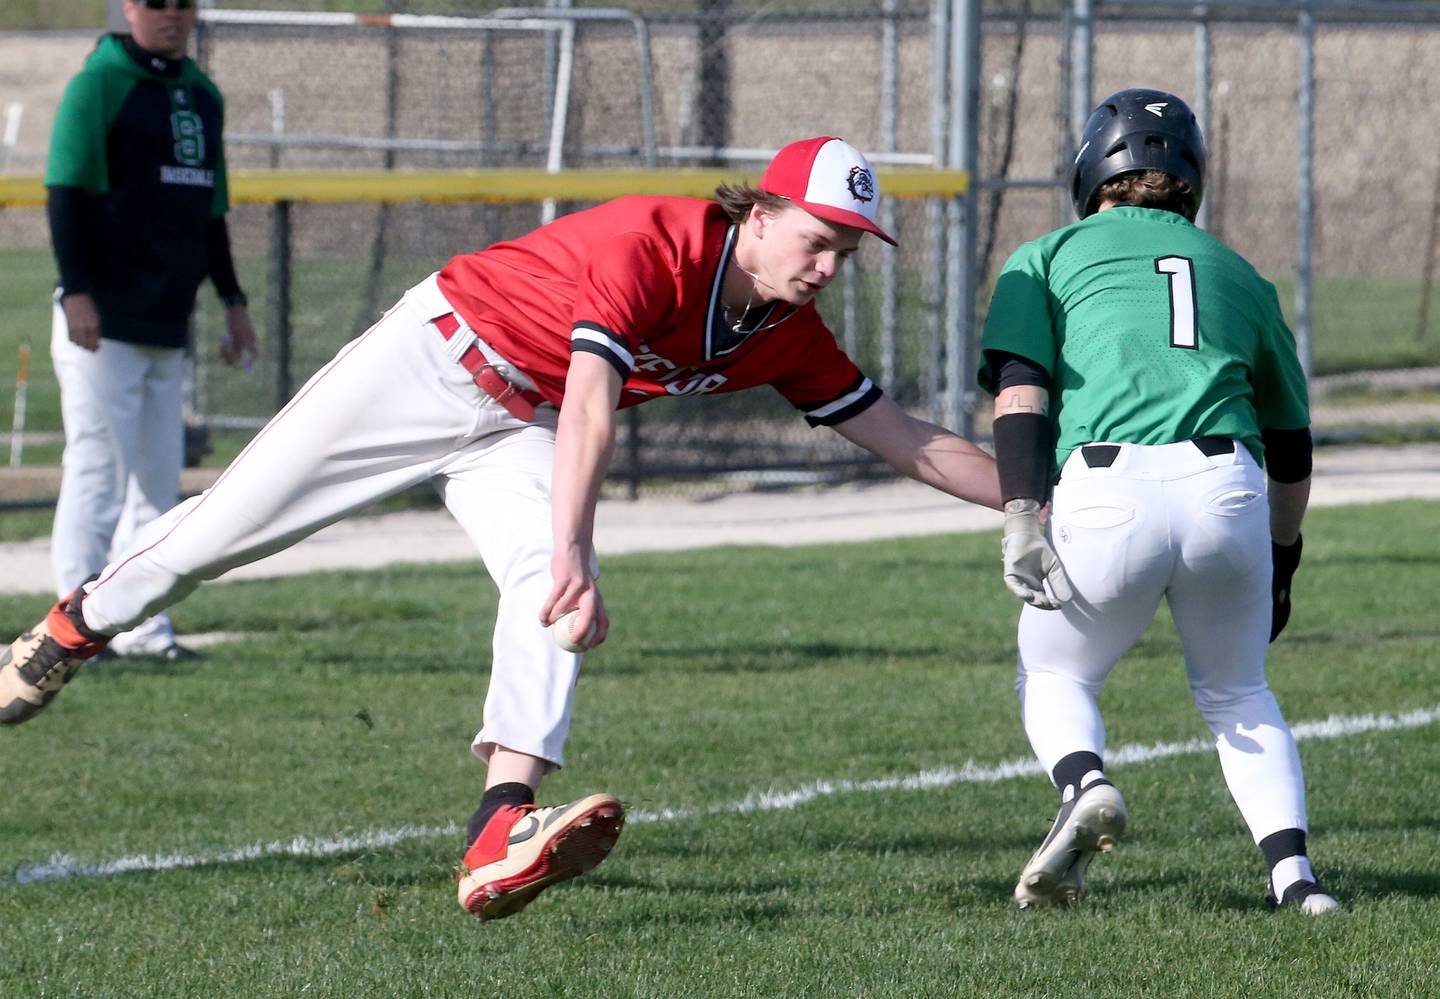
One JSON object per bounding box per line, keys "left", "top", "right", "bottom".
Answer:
{"left": 1267, "top": 879, "right": 1340, "bottom": 915}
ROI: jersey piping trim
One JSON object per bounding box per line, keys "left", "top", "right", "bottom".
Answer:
{"left": 799, "top": 375, "right": 882, "bottom": 426}
{"left": 703, "top": 224, "right": 786, "bottom": 359}
{"left": 571, "top": 325, "right": 634, "bottom": 380}
{"left": 703, "top": 225, "right": 736, "bottom": 360}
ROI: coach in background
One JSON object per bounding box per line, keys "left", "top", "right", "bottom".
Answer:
{"left": 45, "top": 0, "right": 255, "bottom": 658}
{"left": 981, "top": 88, "right": 1336, "bottom": 915}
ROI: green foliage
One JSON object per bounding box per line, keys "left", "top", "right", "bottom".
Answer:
{"left": 1, "top": 500, "right": 1437, "bottom": 996}
{"left": 1273, "top": 274, "right": 1440, "bottom": 376}
{"left": 0, "top": 1, "right": 104, "bottom": 30}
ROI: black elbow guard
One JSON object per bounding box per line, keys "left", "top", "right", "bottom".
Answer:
{"left": 993, "top": 412, "right": 1053, "bottom": 505}
{"left": 1261, "top": 426, "right": 1313, "bottom": 483}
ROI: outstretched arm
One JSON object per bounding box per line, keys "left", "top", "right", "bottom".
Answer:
{"left": 831, "top": 394, "right": 1001, "bottom": 510}
{"left": 544, "top": 352, "right": 623, "bottom": 647}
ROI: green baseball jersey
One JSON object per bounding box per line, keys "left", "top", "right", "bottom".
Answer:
{"left": 978, "top": 206, "right": 1309, "bottom": 476}
{"left": 46, "top": 33, "right": 229, "bottom": 347}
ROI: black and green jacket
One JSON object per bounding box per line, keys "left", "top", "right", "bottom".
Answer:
{"left": 46, "top": 33, "right": 243, "bottom": 348}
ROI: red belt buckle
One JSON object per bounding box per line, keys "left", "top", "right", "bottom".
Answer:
{"left": 472, "top": 363, "right": 536, "bottom": 422}
{"left": 431, "top": 311, "right": 539, "bottom": 421}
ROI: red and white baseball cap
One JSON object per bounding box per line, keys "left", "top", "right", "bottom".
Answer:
{"left": 760, "top": 136, "right": 897, "bottom": 246}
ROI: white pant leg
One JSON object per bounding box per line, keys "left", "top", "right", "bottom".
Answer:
{"left": 1166, "top": 451, "right": 1309, "bottom": 841}
{"left": 108, "top": 344, "right": 185, "bottom": 653}
{"left": 1016, "top": 465, "right": 1171, "bottom": 776}
{"left": 432, "top": 405, "right": 585, "bottom": 771}
{"left": 51, "top": 300, "right": 182, "bottom": 650}
{"left": 80, "top": 289, "right": 491, "bottom": 635}
{"left": 51, "top": 300, "right": 127, "bottom": 594}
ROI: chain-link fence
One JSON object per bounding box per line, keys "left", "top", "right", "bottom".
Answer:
{"left": 195, "top": 0, "right": 1440, "bottom": 459}
{"left": 4, "top": 0, "right": 1440, "bottom": 499}
{"left": 979, "top": 0, "right": 1440, "bottom": 438}
{"left": 187, "top": 1, "right": 956, "bottom": 492}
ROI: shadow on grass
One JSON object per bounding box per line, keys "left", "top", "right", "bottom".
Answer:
{"left": 1280, "top": 627, "right": 1440, "bottom": 647}
{"left": 586, "top": 870, "right": 793, "bottom": 900}
{"left": 1334, "top": 867, "right": 1440, "bottom": 901}
{"left": 70, "top": 653, "right": 206, "bottom": 682}
{"left": 204, "top": 637, "right": 961, "bottom": 679}
{"left": 595, "top": 640, "right": 952, "bottom": 676}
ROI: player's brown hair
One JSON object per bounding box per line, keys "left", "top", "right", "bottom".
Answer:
{"left": 1094, "top": 170, "right": 1199, "bottom": 221}
{"left": 713, "top": 182, "right": 789, "bottom": 225}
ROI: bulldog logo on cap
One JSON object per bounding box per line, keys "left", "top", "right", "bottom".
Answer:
{"left": 845, "top": 165, "right": 876, "bottom": 204}
{"left": 758, "top": 136, "right": 898, "bottom": 246}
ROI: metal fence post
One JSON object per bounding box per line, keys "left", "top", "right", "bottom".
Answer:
{"left": 698, "top": 0, "right": 731, "bottom": 164}
{"left": 1194, "top": 7, "right": 1212, "bottom": 230}
{"left": 927, "top": 0, "right": 951, "bottom": 423}
{"left": 880, "top": 0, "right": 900, "bottom": 394}
{"left": 269, "top": 200, "right": 294, "bottom": 405}
{"left": 945, "top": 0, "right": 981, "bottom": 439}
{"left": 1296, "top": 1, "right": 1315, "bottom": 378}
{"left": 626, "top": 408, "right": 641, "bottom": 500}
{"left": 1069, "top": 0, "right": 1094, "bottom": 157}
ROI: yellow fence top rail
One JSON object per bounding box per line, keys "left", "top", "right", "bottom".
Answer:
{"left": 0, "top": 168, "right": 969, "bottom": 208}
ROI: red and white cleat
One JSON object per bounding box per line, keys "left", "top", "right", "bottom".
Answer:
{"left": 457, "top": 792, "right": 624, "bottom": 920}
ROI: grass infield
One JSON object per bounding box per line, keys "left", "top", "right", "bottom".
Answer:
{"left": 1, "top": 500, "right": 1438, "bottom": 997}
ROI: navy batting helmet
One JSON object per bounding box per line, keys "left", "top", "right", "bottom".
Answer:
{"left": 1070, "top": 88, "right": 1206, "bottom": 220}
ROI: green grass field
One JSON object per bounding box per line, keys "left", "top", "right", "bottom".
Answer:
{"left": 1, "top": 500, "right": 1437, "bottom": 997}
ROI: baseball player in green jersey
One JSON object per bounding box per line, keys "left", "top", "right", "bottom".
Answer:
{"left": 978, "top": 88, "right": 1336, "bottom": 914}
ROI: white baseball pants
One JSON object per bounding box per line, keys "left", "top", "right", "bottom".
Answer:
{"left": 78, "top": 273, "right": 586, "bottom": 769}
{"left": 51, "top": 296, "right": 181, "bottom": 653}
{"left": 1017, "top": 439, "right": 1309, "bottom": 843}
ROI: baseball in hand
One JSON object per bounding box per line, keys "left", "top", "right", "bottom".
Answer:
{"left": 551, "top": 609, "right": 598, "bottom": 653}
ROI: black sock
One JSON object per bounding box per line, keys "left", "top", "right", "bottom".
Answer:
{"left": 1051, "top": 751, "right": 1105, "bottom": 796}
{"left": 1259, "top": 827, "right": 1308, "bottom": 869}
{"left": 466, "top": 782, "right": 536, "bottom": 844}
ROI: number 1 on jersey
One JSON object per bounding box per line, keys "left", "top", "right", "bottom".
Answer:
{"left": 1155, "top": 256, "right": 1198, "bottom": 350}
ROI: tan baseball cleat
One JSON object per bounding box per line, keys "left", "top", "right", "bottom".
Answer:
{"left": 0, "top": 585, "right": 110, "bottom": 725}
{"left": 1014, "top": 781, "right": 1127, "bottom": 909}
{"left": 457, "top": 792, "right": 624, "bottom": 920}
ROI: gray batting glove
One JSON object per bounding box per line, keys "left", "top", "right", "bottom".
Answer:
{"left": 1001, "top": 500, "right": 1074, "bottom": 610}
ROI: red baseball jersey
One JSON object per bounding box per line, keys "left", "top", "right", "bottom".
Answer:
{"left": 436, "top": 196, "right": 881, "bottom": 426}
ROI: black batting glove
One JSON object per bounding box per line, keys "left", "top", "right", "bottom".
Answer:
{"left": 1270, "top": 534, "right": 1303, "bottom": 643}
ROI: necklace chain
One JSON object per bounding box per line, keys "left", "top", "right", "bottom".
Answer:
{"left": 724, "top": 287, "right": 758, "bottom": 332}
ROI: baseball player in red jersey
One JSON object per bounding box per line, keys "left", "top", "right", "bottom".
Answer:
{"left": 1, "top": 137, "right": 1002, "bottom": 920}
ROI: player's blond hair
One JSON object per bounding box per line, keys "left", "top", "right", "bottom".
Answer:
{"left": 1095, "top": 170, "right": 1199, "bottom": 221}
{"left": 713, "top": 182, "right": 789, "bottom": 225}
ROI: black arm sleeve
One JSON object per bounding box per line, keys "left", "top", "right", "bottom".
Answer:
{"left": 206, "top": 215, "right": 244, "bottom": 304}
{"left": 46, "top": 185, "right": 99, "bottom": 296}
{"left": 1261, "top": 426, "right": 1313, "bottom": 483}
{"left": 993, "top": 413, "right": 1053, "bottom": 505}
{"left": 992, "top": 351, "right": 1050, "bottom": 392}
{"left": 990, "top": 352, "right": 1054, "bottom": 504}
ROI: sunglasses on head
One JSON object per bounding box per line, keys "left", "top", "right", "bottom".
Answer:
{"left": 135, "top": 0, "right": 195, "bottom": 9}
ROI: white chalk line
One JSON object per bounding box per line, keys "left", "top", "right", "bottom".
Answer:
{"left": 8, "top": 704, "right": 1436, "bottom": 888}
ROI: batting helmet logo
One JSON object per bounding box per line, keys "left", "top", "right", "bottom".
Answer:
{"left": 845, "top": 166, "right": 876, "bottom": 204}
